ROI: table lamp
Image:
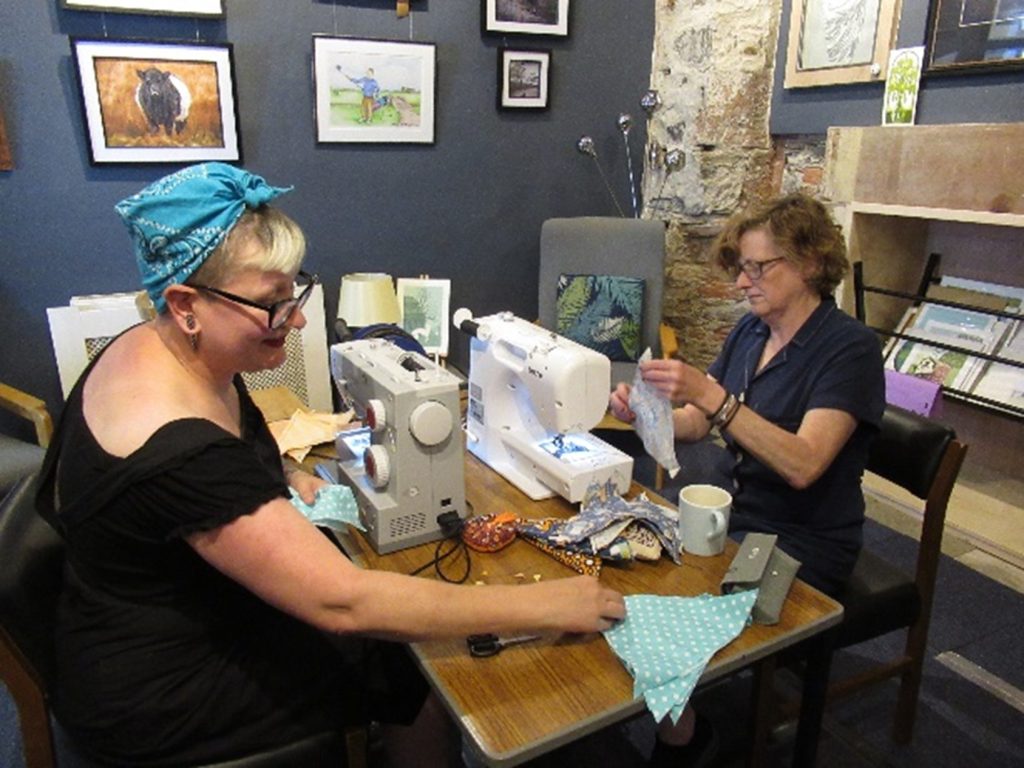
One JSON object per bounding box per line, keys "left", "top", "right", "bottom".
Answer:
{"left": 336, "top": 273, "right": 401, "bottom": 340}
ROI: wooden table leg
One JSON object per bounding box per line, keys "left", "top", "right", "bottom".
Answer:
{"left": 792, "top": 630, "right": 835, "bottom": 768}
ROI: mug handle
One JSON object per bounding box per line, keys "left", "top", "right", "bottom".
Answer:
{"left": 706, "top": 509, "right": 727, "bottom": 541}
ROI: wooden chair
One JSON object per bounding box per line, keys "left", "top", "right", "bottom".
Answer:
{"left": 0, "top": 474, "right": 366, "bottom": 768}
{"left": 764, "top": 404, "right": 968, "bottom": 749}
{"left": 539, "top": 217, "right": 679, "bottom": 488}
{"left": 0, "top": 382, "right": 53, "bottom": 495}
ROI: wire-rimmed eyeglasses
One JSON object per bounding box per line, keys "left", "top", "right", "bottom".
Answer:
{"left": 733, "top": 256, "right": 785, "bottom": 281}
{"left": 192, "top": 271, "right": 319, "bottom": 330}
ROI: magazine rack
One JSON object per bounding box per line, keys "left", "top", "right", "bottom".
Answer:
{"left": 853, "top": 255, "right": 1024, "bottom": 420}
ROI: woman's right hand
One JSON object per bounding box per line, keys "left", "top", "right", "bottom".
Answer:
{"left": 540, "top": 575, "right": 626, "bottom": 634}
{"left": 608, "top": 383, "right": 635, "bottom": 424}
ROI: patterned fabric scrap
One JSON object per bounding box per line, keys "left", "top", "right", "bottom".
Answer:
{"left": 604, "top": 591, "right": 758, "bottom": 724}
{"left": 567, "top": 481, "right": 681, "bottom": 564}
{"left": 289, "top": 485, "right": 364, "bottom": 532}
{"left": 556, "top": 274, "right": 644, "bottom": 362}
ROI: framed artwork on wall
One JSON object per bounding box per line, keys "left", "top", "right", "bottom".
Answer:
{"left": 784, "top": 0, "right": 901, "bottom": 88}
{"left": 926, "top": 0, "right": 1024, "bottom": 74}
{"left": 396, "top": 278, "right": 451, "bottom": 356}
{"left": 70, "top": 37, "right": 240, "bottom": 164}
{"left": 61, "top": 0, "right": 224, "bottom": 17}
{"left": 313, "top": 36, "right": 436, "bottom": 144}
{"left": 483, "top": 0, "right": 570, "bottom": 37}
{"left": 498, "top": 47, "right": 551, "bottom": 110}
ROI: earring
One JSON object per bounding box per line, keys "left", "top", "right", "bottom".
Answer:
{"left": 186, "top": 314, "right": 199, "bottom": 351}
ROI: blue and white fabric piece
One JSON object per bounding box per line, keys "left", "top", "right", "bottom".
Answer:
{"left": 114, "top": 162, "right": 292, "bottom": 312}
{"left": 559, "top": 480, "right": 681, "bottom": 563}
{"left": 628, "top": 348, "right": 681, "bottom": 479}
{"left": 289, "top": 484, "right": 365, "bottom": 533}
{"left": 604, "top": 591, "right": 758, "bottom": 724}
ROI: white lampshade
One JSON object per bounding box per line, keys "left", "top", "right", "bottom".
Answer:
{"left": 337, "top": 272, "right": 400, "bottom": 326}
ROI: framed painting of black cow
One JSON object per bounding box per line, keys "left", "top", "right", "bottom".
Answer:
{"left": 70, "top": 37, "right": 241, "bottom": 164}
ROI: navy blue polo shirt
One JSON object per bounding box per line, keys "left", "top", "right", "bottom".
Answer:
{"left": 707, "top": 298, "right": 885, "bottom": 596}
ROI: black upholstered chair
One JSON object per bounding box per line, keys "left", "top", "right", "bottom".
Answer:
{"left": 829, "top": 404, "right": 968, "bottom": 742}
{"left": 0, "top": 475, "right": 364, "bottom": 768}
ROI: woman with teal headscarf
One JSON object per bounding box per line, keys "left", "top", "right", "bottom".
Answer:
{"left": 37, "top": 163, "right": 626, "bottom": 767}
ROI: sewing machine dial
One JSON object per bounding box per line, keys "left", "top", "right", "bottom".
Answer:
{"left": 365, "top": 399, "right": 387, "bottom": 432}
{"left": 409, "top": 400, "right": 453, "bottom": 446}
{"left": 364, "top": 444, "right": 390, "bottom": 489}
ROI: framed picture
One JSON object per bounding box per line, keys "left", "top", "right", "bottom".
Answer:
{"left": 483, "top": 0, "right": 570, "bottom": 37}
{"left": 313, "top": 36, "right": 436, "bottom": 144}
{"left": 498, "top": 47, "right": 551, "bottom": 110}
{"left": 882, "top": 46, "right": 924, "bottom": 126}
{"left": 70, "top": 37, "right": 240, "bottom": 164}
{"left": 396, "top": 278, "right": 451, "bottom": 356}
{"left": 61, "top": 0, "right": 224, "bottom": 17}
{"left": 926, "top": 0, "right": 1024, "bottom": 74}
{"left": 784, "top": 0, "right": 901, "bottom": 88}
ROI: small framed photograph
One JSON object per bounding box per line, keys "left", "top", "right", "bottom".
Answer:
{"left": 396, "top": 278, "right": 451, "bottom": 356}
{"left": 483, "top": 0, "right": 570, "bottom": 37}
{"left": 498, "top": 48, "right": 551, "bottom": 110}
{"left": 70, "top": 37, "right": 241, "bottom": 165}
{"left": 926, "top": 0, "right": 1024, "bottom": 75}
{"left": 61, "top": 0, "right": 224, "bottom": 17}
{"left": 313, "top": 35, "right": 436, "bottom": 144}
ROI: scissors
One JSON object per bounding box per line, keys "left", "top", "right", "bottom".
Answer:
{"left": 466, "top": 633, "right": 541, "bottom": 658}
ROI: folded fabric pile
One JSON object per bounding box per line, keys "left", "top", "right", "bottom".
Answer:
{"left": 603, "top": 591, "right": 758, "bottom": 724}
{"left": 289, "top": 485, "right": 365, "bottom": 533}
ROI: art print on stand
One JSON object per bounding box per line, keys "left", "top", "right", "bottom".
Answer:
{"left": 498, "top": 48, "right": 551, "bottom": 110}
{"left": 313, "top": 36, "right": 436, "bottom": 144}
{"left": 483, "top": 0, "right": 570, "bottom": 37}
{"left": 71, "top": 37, "right": 240, "bottom": 164}
{"left": 882, "top": 46, "right": 924, "bottom": 125}
{"left": 396, "top": 278, "right": 451, "bottom": 356}
{"left": 61, "top": 0, "right": 224, "bottom": 17}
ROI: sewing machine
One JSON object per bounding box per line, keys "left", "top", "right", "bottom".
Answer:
{"left": 330, "top": 339, "right": 467, "bottom": 554}
{"left": 454, "top": 310, "right": 633, "bottom": 503}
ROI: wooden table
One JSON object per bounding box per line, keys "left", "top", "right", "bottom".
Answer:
{"left": 335, "top": 451, "right": 843, "bottom": 767}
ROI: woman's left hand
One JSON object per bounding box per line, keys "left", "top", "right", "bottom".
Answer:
{"left": 288, "top": 467, "right": 328, "bottom": 505}
{"left": 639, "top": 358, "right": 715, "bottom": 411}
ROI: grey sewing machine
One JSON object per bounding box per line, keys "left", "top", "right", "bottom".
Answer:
{"left": 330, "top": 339, "right": 467, "bottom": 554}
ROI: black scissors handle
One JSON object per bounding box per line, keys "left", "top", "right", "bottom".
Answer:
{"left": 466, "top": 633, "right": 541, "bottom": 658}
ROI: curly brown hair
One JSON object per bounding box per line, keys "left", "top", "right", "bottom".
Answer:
{"left": 713, "top": 193, "right": 848, "bottom": 297}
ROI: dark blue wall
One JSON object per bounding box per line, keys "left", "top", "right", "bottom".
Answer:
{"left": 772, "top": 0, "right": 1024, "bottom": 133}
{"left": 0, "top": 1, "right": 655, "bottom": 426}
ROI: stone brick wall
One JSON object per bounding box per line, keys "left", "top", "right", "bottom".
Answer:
{"left": 643, "top": 0, "right": 826, "bottom": 369}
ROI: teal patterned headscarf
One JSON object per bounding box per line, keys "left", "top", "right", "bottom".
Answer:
{"left": 114, "top": 162, "right": 292, "bottom": 313}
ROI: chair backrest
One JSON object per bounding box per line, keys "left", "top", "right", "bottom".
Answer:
{"left": 0, "top": 474, "right": 64, "bottom": 691}
{"left": 46, "top": 285, "right": 333, "bottom": 412}
{"left": 865, "top": 404, "right": 968, "bottom": 610}
{"left": 539, "top": 217, "right": 667, "bottom": 385}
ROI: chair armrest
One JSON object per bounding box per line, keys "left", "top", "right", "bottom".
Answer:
{"left": 0, "top": 383, "right": 53, "bottom": 448}
{"left": 659, "top": 323, "right": 679, "bottom": 359}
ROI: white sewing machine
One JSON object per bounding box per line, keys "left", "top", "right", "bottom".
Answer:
{"left": 330, "top": 339, "right": 467, "bottom": 554}
{"left": 454, "top": 310, "right": 633, "bottom": 503}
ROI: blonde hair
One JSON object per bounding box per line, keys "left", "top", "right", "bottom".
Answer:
{"left": 713, "top": 193, "right": 848, "bottom": 297}
{"left": 188, "top": 206, "right": 306, "bottom": 288}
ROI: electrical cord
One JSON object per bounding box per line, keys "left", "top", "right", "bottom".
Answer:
{"left": 408, "top": 508, "right": 472, "bottom": 583}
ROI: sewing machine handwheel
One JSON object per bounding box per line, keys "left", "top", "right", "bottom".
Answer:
{"left": 365, "top": 399, "right": 387, "bottom": 432}
{"left": 410, "top": 400, "right": 453, "bottom": 446}
{"left": 364, "top": 445, "right": 390, "bottom": 488}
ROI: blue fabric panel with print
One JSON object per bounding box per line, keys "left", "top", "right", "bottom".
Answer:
{"left": 556, "top": 274, "right": 644, "bottom": 362}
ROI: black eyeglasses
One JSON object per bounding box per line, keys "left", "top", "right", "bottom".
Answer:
{"left": 192, "top": 271, "right": 319, "bottom": 330}
{"left": 733, "top": 256, "right": 785, "bottom": 281}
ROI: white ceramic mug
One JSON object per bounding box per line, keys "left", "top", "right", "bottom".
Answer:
{"left": 678, "top": 484, "right": 732, "bottom": 556}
